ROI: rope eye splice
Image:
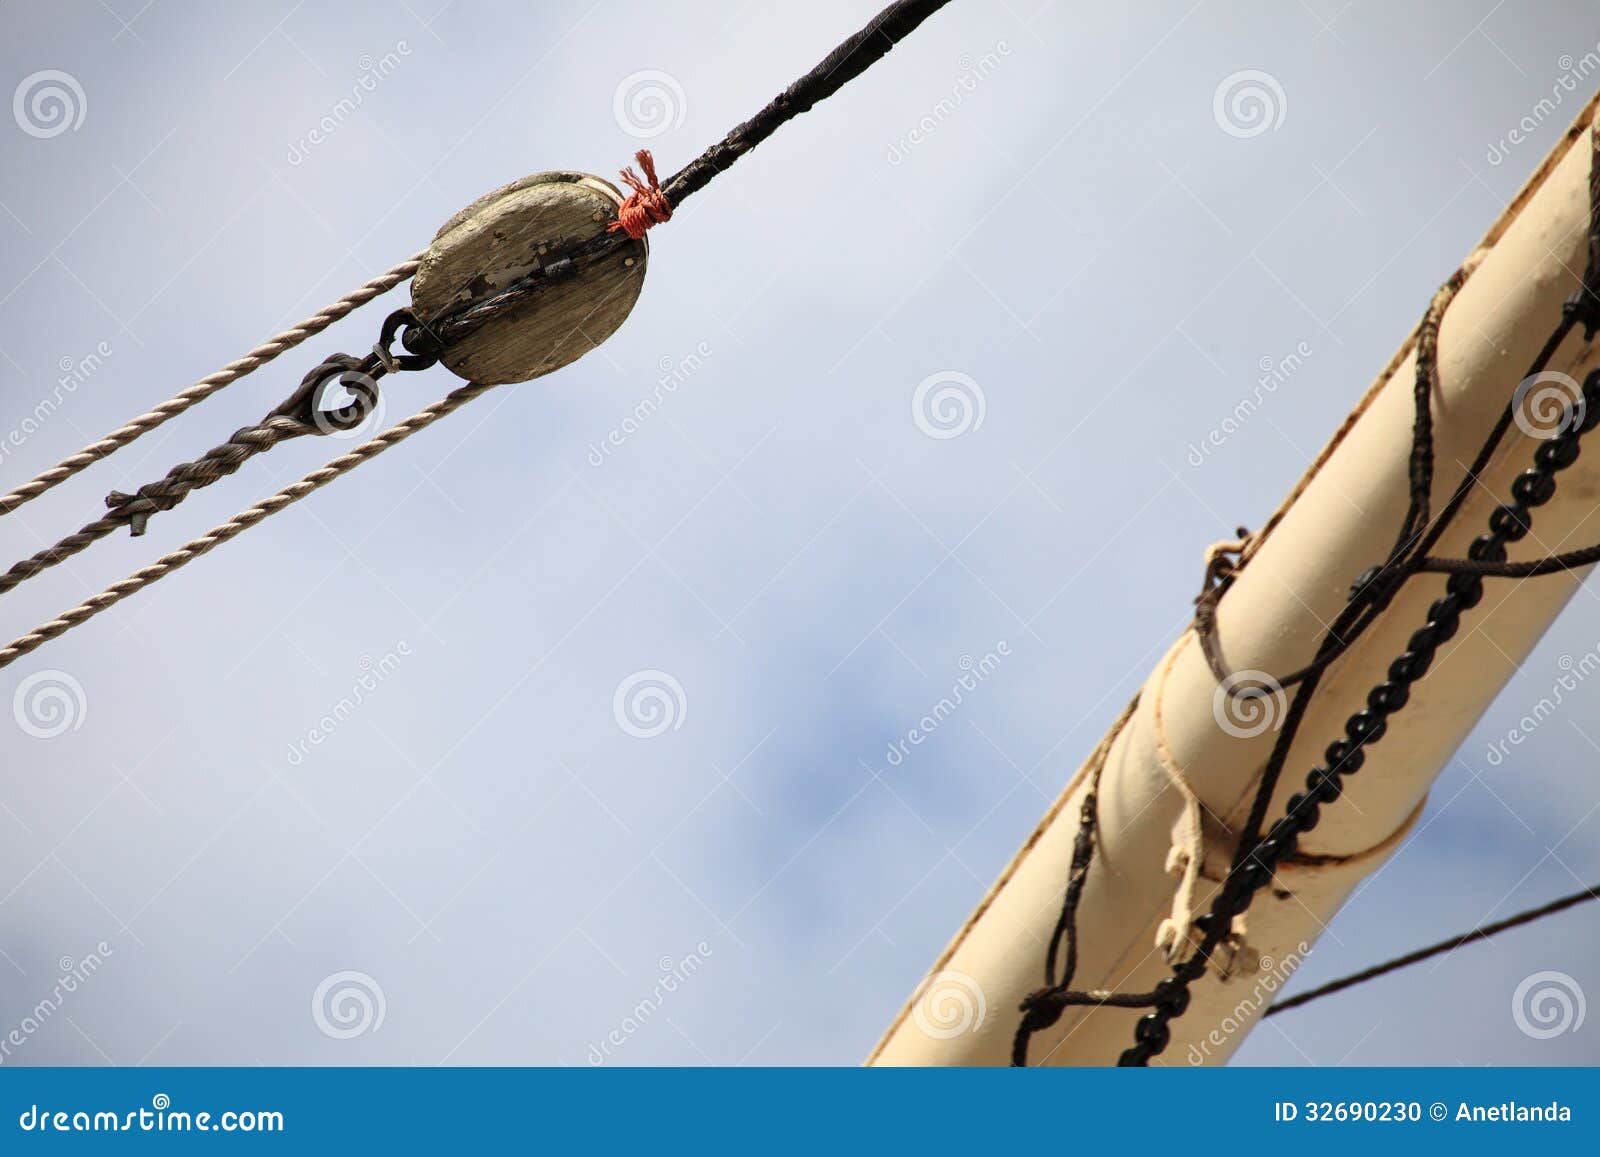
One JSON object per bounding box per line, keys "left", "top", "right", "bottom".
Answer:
{"left": 273, "top": 353, "right": 384, "bottom": 436}
{"left": 102, "top": 314, "right": 433, "bottom": 541}
{"left": 105, "top": 351, "right": 382, "bottom": 539}
{"left": 0, "top": 310, "right": 438, "bottom": 616}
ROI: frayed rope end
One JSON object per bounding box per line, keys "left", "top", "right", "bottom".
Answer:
{"left": 609, "top": 149, "right": 672, "bottom": 240}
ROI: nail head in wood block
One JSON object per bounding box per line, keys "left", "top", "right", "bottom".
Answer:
{"left": 411, "top": 171, "right": 648, "bottom": 386}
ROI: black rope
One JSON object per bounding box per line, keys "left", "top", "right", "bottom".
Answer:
{"left": 1013, "top": 770, "right": 1111, "bottom": 1064}
{"left": 1114, "top": 316, "right": 1599, "bottom": 1067}
{"left": 661, "top": 0, "right": 953, "bottom": 205}
{"left": 402, "top": 0, "right": 956, "bottom": 364}
{"left": 1265, "top": 881, "right": 1600, "bottom": 1017}
{"left": 1014, "top": 118, "right": 1600, "bottom": 1067}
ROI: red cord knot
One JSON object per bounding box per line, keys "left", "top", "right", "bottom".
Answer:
{"left": 609, "top": 149, "right": 672, "bottom": 240}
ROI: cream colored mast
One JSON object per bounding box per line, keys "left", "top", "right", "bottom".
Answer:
{"left": 871, "top": 95, "right": 1600, "bottom": 1067}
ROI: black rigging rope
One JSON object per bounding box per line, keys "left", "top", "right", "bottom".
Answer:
{"left": 401, "top": 0, "right": 955, "bottom": 363}
{"left": 1264, "top": 880, "right": 1600, "bottom": 1018}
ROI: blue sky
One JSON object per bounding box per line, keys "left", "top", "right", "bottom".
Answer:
{"left": 1, "top": 0, "right": 1598, "bottom": 1066}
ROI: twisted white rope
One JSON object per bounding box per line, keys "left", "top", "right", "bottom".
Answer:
{"left": 0, "top": 256, "right": 422, "bottom": 517}
{"left": 0, "top": 380, "right": 495, "bottom": 670}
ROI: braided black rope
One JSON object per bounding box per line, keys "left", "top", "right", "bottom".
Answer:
{"left": 662, "top": 0, "right": 952, "bottom": 205}
{"left": 402, "top": 0, "right": 957, "bottom": 364}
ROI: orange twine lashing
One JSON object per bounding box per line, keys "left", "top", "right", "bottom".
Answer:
{"left": 609, "top": 149, "right": 672, "bottom": 240}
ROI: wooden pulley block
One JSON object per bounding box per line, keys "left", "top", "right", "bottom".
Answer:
{"left": 410, "top": 171, "right": 647, "bottom": 386}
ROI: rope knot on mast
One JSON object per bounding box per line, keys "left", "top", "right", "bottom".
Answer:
{"left": 609, "top": 149, "right": 672, "bottom": 239}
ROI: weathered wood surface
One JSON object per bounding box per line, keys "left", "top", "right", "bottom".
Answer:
{"left": 412, "top": 171, "right": 647, "bottom": 385}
